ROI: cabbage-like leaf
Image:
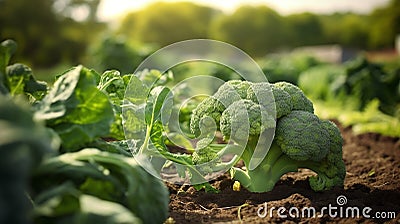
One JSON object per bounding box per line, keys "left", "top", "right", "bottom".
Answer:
{"left": 34, "top": 66, "right": 114, "bottom": 150}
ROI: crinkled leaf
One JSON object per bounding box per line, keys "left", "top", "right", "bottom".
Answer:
{"left": 33, "top": 182, "right": 142, "bottom": 224}
{"left": 97, "top": 70, "right": 133, "bottom": 140}
{"left": 34, "top": 67, "right": 81, "bottom": 120}
{"left": 0, "top": 39, "right": 17, "bottom": 94}
{"left": 124, "top": 75, "right": 148, "bottom": 104}
{"left": 34, "top": 66, "right": 114, "bottom": 149}
{"left": 5, "top": 63, "right": 47, "bottom": 100}
{"left": 33, "top": 149, "right": 169, "bottom": 224}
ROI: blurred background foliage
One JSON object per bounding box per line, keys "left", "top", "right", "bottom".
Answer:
{"left": 0, "top": 0, "right": 399, "bottom": 136}
{"left": 0, "top": 0, "right": 106, "bottom": 67}
{"left": 118, "top": 2, "right": 219, "bottom": 47}
{"left": 0, "top": 0, "right": 399, "bottom": 69}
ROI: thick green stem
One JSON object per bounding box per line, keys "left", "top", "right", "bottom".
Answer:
{"left": 140, "top": 124, "right": 153, "bottom": 154}
{"left": 231, "top": 141, "right": 299, "bottom": 192}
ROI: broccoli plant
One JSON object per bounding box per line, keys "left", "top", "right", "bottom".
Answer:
{"left": 190, "top": 80, "right": 346, "bottom": 192}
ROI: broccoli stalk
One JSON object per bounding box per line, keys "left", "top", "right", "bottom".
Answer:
{"left": 190, "top": 80, "right": 346, "bottom": 193}
{"left": 231, "top": 127, "right": 345, "bottom": 193}
{"left": 231, "top": 141, "right": 298, "bottom": 192}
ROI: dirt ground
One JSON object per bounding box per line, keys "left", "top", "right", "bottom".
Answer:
{"left": 167, "top": 123, "right": 400, "bottom": 223}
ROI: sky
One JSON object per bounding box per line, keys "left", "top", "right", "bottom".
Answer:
{"left": 97, "top": 0, "right": 390, "bottom": 21}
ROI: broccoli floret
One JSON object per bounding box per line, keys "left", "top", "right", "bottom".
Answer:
{"left": 190, "top": 80, "right": 346, "bottom": 193}
{"left": 191, "top": 80, "right": 276, "bottom": 137}
{"left": 274, "top": 81, "right": 314, "bottom": 113}
{"left": 191, "top": 138, "right": 225, "bottom": 174}
{"left": 275, "top": 111, "right": 330, "bottom": 162}
{"left": 220, "top": 99, "right": 275, "bottom": 142}
{"left": 192, "top": 146, "right": 217, "bottom": 165}
{"left": 275, "top": 111, "right": 345, "bottom": 191}
{"left": 246, "top": 82, "right": 292, "bottom": 119}
{"left": 190, "top": 97, "right": 225, "bottom": 137}
{"left": 214, "top": 80, "right": 252, "bottom": 104}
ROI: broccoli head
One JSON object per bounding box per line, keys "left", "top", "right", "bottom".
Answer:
{"left": 191, "top": 80, "right": 276, "bottom": 137}
{"left": 190, "top": 80, "right": 346, "bottom": 192}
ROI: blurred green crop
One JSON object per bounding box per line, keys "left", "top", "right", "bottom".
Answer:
{"left": 296, "top": 56, "right": 400, "bottom": 137}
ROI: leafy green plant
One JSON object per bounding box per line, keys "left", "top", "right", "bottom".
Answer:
{"left": 337, "top": 56, "right": 399, "bottom": 115}
{"left": 34, "top": 66, "right": 114, "bottom": 150}
{"left": 33, "top": 149, "right": 169, "bottom": 224}
{"left": 0, "top": 40, "right": 47, "bottom": 100}
{"left": 295, "top": 56, "right": 400, "bottom": 117}
{"left": 89, "top": 35, "right": 154, "bottom": 74}
{"left": 97, "top": 70, "right": 132, "bottom": 140}
{"left": 123, "top": 70, "right": 224, "bottom": 191}
{"left": 0, "top": 95, "right": 54, "bottom": 224}
{"left": 298, "top": 64, "right": 346, "bottom": 101}
{"left": 314, "top": 99, "right": 400, "bottom": 137}
{"left": 259, "top": 53, "right": 322, "bottom": 84}
{"left": 0, "top": 39, "right": 170, "bottom": 224}
{"left": 298, "top": 55, "right": 400, "bottom": 137}
{"left": 34, "top": 182, "right": 143, "bottom": 224}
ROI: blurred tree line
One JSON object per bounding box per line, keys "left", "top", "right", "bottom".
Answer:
{"left": 0, "top": 0, "right": 399, "bottom": 68}
{"left": 0, "top": 0, "right": 105, "bottom": 67}
{"left": 119, "top": 0, "right": 400, "bottom": 57}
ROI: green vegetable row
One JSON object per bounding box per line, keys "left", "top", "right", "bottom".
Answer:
{"left": 258, "top": 52, "right": 400, "bottom": 136}
{"left": 0, "top": 39, "right": 169, "bottom": 224}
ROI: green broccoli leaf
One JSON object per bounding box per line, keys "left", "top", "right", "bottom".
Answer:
{"left": 97, "top": 70, "right": 132, "bottom": 140}
{"left": 0, "top": 95, "right": 54, "bottom": 224}
{"left": 123, "top": 71, "right": 220, "bottom": 186}
{"left": 5, "top": 63, "right": 47, "bottom": 100}
{"left": 34, "top": 66, "right": 114, "bottom": 150}
{"left": 0, "top": 39, "right": 17, "bottom": 94}
{"left": 122, "top": 75, "right": 148, "bottom": 144}
{"left": 33, "top": 149, "right": 169, "bottom": 224}
{"left": 33, "top": 182, "right": 143, "bottom": 224}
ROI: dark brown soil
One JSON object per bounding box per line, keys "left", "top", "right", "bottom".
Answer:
{"left": 167, "top": 123, "right": 400, "bottom": 223}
